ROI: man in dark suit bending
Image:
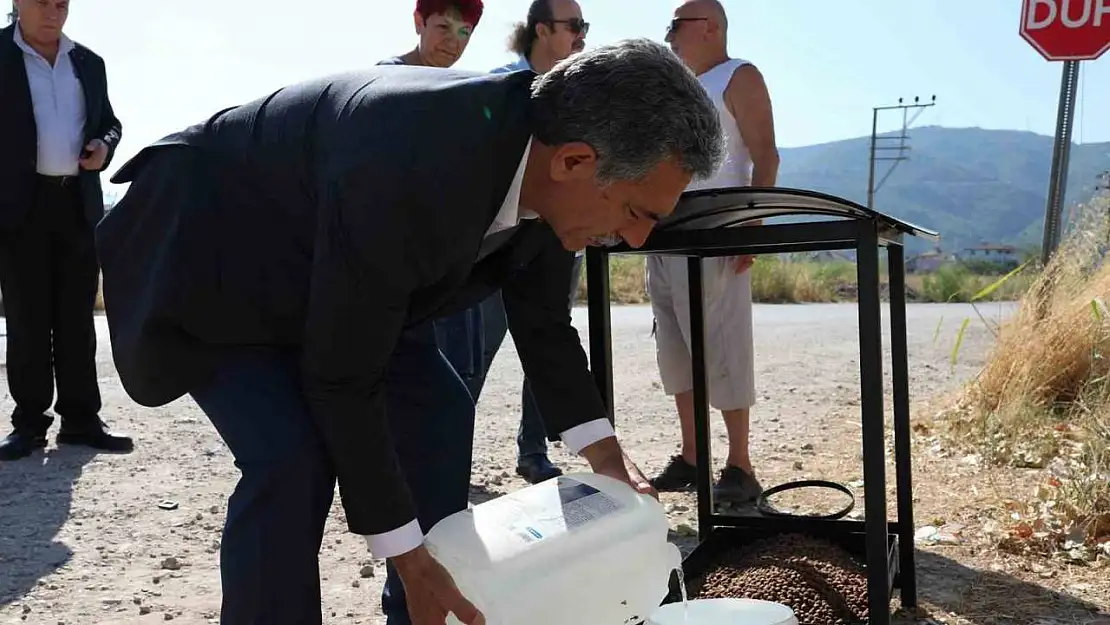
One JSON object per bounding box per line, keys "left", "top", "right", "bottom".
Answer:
{"left": 0, "top": 0, "right": 132, "bottom": 461}
{"left": 95, "top": 38, "right": 724, "bottom": 625}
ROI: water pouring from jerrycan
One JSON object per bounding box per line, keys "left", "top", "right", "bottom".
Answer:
{"left": 648, "top": 598, "right": 798, "bottom": 625}
{"left": 424, "top": 473, "right": 681, "bottom": 625}
{"left": 423, "top": 472, "right": 798, "bottom": 625}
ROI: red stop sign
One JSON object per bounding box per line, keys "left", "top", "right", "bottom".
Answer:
{"left": 1021, "top": 0, "right": 1110, "bottom": 60}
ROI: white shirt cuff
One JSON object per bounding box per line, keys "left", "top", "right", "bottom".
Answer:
{"left": 560, "top": 418, "right": 616, "bottom": 455}
{"left": 363, "top": 519, "right": 424, "bottom": 559}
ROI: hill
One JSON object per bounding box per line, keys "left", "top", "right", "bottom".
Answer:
{"left": 776, "top": 126, "right": 1110, "bottom": 254}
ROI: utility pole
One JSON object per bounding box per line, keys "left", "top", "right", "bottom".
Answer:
{"left": 866, "top": 96, "right": 937, "bottom": 211}
{"left": 1040, "top": 61, "right": 1080, "bottom": 267}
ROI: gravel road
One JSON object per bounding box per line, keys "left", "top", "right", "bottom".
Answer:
{"left": 0, "top": 302, "right": 1010, "bottom": 624}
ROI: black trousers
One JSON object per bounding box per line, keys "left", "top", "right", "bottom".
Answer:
{"left": 0, "top": 176, "right": 101, "bottom": 432}
{"left": 187, "top": 321, "right": 475, "bottom": 625}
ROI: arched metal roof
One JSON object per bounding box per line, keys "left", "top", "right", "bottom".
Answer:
{"left": 655, "top": 186, "right": 938, "bottom": 241}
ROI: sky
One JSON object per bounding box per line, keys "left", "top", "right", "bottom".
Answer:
{"left": 47, "top": 0, "right": 1110, "bottom": 200}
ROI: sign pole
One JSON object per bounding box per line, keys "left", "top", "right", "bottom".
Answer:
{"left": 1040, "top": 60, "right": 1081, "bottom": 266}
{"left": 1020, "top": 0, "right": 1109, "bottom": 264}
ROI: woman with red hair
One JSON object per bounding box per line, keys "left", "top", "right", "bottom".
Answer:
{"left": 374, "top": 2, "right": 486, "bottom": 624}
{"left": 379, "top": 0, "right": 485, "bottom": 68}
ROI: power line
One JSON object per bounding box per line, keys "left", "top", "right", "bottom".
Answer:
{"left": 866, "top": 96, "right": 937, "bottom": 211}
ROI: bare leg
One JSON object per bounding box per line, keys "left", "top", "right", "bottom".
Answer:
{"left": 674, "top": 391, "right": 698, "bottom": 466}
{"left": 720, "top": 407, "right": 752, "bottom": 473}
{"left": 675, "top": 391, "right": 752, "bottom": 473}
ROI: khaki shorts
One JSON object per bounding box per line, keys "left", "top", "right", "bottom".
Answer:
{"left": 646, "top": 255, "right": 756, "bottom": 411}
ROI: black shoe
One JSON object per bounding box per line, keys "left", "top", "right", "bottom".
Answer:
{"left": 516, "top": 454, "right": 563, "bottom": 484}
{"left": 649, "top": 455, "right": 697, "bottom": 492}
{"left": 714, "top": 465, "right": 763, "bottom": 506}
{"left": 56, "top": 419, "right": 134, "bottom": 453}
{"left": 0, "top": 429, "right": 49, "bottom": 461}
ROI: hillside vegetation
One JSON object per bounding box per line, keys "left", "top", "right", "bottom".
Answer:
{"left": 776, "top": 126, "right": 1108, "bottom": 254}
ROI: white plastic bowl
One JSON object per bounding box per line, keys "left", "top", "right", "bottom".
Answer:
{"left": 647, "top": 598, "right": 798, "bottom": 625}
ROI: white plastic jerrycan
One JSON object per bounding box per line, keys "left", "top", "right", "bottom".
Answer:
{"left": 648, "top": 598, "right": 798, "bottom": 625}
{"left": 424, "top": 472, "right": 681, "bottom": 625}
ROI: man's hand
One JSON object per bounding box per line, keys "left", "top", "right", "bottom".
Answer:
{"left": 730, "top": 255, "right": 755, "bottom": 274}
{"left": 728, "top": 220, "right": 765, "bottom": 274}
{"left": 391, "top": 545, "right": 485, "bottom": 625}
{"left": 579, "top": 436, "right": 658, "bottom": 499}
{"left": 78, "top": 139, "right": 109, "bottom": 172}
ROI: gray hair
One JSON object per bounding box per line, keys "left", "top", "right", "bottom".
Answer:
{"left": 529, "top": 38, "right": 725, "bottom": 184}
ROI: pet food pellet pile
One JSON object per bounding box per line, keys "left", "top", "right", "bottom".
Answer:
{"left": 687, "top": 533, "right": 872, "bottom": 625}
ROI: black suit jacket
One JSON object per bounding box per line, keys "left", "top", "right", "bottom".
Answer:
{"left": 96, "top": 65, "right": 610, "bottom": 536}
{"left": 0, "top": 24, "right": 122, "bottom": 229}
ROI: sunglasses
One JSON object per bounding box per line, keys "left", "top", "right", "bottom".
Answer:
{"left": 550, "top": 17, "right": 589, "bottom": 36}
{"left": 665, "top": 17, "right": 708, "bottom": 36}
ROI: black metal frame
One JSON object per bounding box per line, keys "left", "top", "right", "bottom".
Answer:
{"left": 585, "top": 187, "right": 938, "bottom": 625}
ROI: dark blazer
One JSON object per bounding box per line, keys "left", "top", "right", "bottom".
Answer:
{"left": 0, "top": 23, "right": 123, "bottom": 230}
{"left": 96, "top": 65, "right": 609, "bottom": 536}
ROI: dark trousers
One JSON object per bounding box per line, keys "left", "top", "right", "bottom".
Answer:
{"left": 431, "top": 304, "right": 485, "bottom": 400}
{"left": 189, "top": 321, "right": 475, "bottom": 625}
{"left": 0, "top": 176, "right": 101, "bottom": 432}
{"left": 434, "top": 255, "right": 583, "bottom": 460}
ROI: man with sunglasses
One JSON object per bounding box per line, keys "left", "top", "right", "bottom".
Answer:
{"left": 502, "top": 0, "right": 587, "bottom": 73}
{"left": 433, "top": 0, "right": 589, "bottom": 486}
{"left": 647, "top": 0, "right": 780, "bottom": 508}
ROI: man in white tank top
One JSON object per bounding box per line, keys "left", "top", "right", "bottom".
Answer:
{"left": 647, "top": 0, "right": 780, "bottom": 507}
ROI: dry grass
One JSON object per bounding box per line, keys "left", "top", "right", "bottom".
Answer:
{"left": 939, "top": 191, "right": 1110, "bottom": 562}
{"left": 748, "top": 256, "right": 854, "bottom": 303}
{"left": 576, "top": 254, "right": 1027, "bottom": 305}
{"left": 917, "top": 263, "right": 1035, "bottom": 303}
{"left": 606, "top": 256, "right": 651, "bottom": 304}
{"left": 576, "top": 255, "right": 856, "bottom": 304}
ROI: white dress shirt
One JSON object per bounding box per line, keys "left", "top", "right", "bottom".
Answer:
{"left": 363, "top": 138, "right": 616, "bottom": 559}
{"left": 14, "top": 23, "right": 86, "bottom": 176}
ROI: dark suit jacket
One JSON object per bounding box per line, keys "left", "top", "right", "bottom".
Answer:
{"left": 96, "top": 65, "right": 609, "bottom": 536}
{"left": 0, "top": 24, "right": 122, "bottom": 230}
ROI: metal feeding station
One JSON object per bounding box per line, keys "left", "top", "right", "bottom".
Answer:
{"left": 584, "top": 187, "right": 938, "bottom": 624}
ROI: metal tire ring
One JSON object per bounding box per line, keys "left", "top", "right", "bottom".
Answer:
{"left": 755, "top": 479, "right": 856, "bottom": 520}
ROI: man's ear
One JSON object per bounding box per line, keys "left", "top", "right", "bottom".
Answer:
{"left": 549, "top": 142, "right": 598, "bottom": 182}
{"left": 414, "top": 10, "right": 425, "bottom": 34}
